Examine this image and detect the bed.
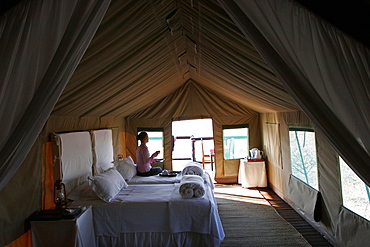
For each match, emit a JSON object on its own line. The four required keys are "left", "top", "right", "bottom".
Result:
{"left": 51, "top": 129, "right": 224, "bottom": 247}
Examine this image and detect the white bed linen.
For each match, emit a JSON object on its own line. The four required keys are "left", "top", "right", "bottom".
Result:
{"left": 127, "top": 171, "right": 214, "bottom": 190}
{"left": 127, "top": 174, "right": 182, "bottom": 184}
{"left": 96, "top": 231, "right": 219, "bottom": 247}
{"left": 70, "top": 184, "right": 224, "bottom": 247}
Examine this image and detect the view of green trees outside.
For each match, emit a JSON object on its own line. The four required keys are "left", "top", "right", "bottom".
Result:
{"left": 223, "top": 126, "right": 249, "bottom": 160}
{"left": 340, "top": 157, "right": 370, "bottom": 220}
{"left": 289, "top": 128, "right": 318, "bottom": 190}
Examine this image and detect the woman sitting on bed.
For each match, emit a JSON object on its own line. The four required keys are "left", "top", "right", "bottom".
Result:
{"left": 136, "top": 132, "right": 162, "bottom": 176}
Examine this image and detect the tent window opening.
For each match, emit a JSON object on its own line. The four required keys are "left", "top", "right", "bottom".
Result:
{"left": 339, "top": 157, "right": 370, "bottom": 221}
{"left": 172, "top": 136, "right": 193, "bottom": 162}
{"left": 222, "top": 125, "right": 249, "bottom": 160}
{"left": 137, "top": 128, "right": 164, "bottom": 160}
{"left": 289, "top": 127, "right": 318, "bottom": 190}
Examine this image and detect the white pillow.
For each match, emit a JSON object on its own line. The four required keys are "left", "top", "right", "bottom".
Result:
{"left": 88, "top": 168, "right": 128, "bottom": 202}
{"left": 68, "top": 181, "right": 98, "bottom": 201}
{"left": 113, "top": 156, "right": 137, "bottom": 181}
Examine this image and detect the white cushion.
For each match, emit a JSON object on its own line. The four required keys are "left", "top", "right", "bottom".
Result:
{"left": 113, "top": 156, "right": 137, "bottom": 181}
{"left": 96, "top": 162, "right": 114, "bottom": 174}
{"left": 68, "top": 181, "right": 98, "bottom": 201}
{"left": 89, "top": 168, "right": 128, "bottom": 202}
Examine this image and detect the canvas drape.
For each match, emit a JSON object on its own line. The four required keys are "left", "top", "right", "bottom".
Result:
{"left": 219, "top": 0, "right": 370, "bottom": 186}
{"left": 0, "top": 0, "right": 111, "bottom": 191}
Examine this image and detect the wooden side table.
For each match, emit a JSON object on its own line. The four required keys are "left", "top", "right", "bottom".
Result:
{"left": 30, "top": 205, "right": 95, "bottom": 247}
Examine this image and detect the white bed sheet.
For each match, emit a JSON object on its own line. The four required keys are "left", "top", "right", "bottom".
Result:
{"left": 127, "top": 174, "right": 182, "bottom": 184}
{"left": 128, "top": 171, "right": 214, "bottom": 189}
{"left": 70, "top": 183, "right": 224, "bottom": 246}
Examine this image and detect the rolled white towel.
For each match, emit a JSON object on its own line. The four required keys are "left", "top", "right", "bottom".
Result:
{"left": 179, "top": 175, "right": 205, "bottom": 199}
{"left": 203, "top": 171, "right": 215, "bottom": 190}
{"left": 181, "top": 187, "right": 194, "bottom": 198}
{"left": 182, "top": 163, "right": 204, "bottom": 177}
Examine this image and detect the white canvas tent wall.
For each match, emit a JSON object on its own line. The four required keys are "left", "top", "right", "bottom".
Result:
{"left": 0, "top": 0, "right": 369, "bottom": 246}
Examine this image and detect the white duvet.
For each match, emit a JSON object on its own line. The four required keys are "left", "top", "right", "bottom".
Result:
{"left": 70, "top": 183, "right": 224, "bottom": 241}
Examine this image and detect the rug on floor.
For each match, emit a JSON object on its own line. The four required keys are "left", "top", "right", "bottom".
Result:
{"left": 215, "top": 185, "right": 311, "bottom": 247}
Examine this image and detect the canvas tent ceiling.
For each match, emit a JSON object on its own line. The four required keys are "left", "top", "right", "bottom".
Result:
{"left": 50, "top": 0, "right": 370, "bottom": 117}
{"left": 51, "top": 0, "right": 299, "bottom": 118}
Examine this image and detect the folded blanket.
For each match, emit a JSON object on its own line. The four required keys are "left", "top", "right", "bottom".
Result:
{"left": 182, "top": 163, "right": 204, "bottom": 177}
{"left": 179, "top": 175, "right": 205, "bottom": 199}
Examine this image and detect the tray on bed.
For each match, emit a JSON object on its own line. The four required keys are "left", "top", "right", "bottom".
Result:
{"left": 159, "top": 171, "right": 180, "bottom": 177}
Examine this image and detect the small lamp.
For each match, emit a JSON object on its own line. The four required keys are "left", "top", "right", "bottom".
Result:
{"left": 54, "top": 179, "right": 67, "bottom": 208}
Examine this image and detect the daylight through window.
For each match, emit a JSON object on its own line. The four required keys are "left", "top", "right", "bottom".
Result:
{"left": 222, "top": 125, "right": 249, "bottom": 160}
{"left": 289, "top": 127, "right": 318, "bottom": 190}
{"left": 340, "top": 157, "right": 370, "bottom": 220}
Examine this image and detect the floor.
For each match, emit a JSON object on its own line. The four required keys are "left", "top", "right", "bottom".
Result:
{"left": 258, "top": 187, "right": 333, "bottom": 246}
{"left": 215, "top": 184, "right": 333, "bottom": 247}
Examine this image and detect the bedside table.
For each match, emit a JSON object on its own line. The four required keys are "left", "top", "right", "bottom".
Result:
{"left": 238, "top": 159, "right": 267, "bottom": 188}
{"left": 30, "top": 205, "right": 95, "bottom": 247}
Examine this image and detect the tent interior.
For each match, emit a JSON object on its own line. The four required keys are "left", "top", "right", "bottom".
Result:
{"left": 1, "top": 0, "right": 369, "bottom": 246}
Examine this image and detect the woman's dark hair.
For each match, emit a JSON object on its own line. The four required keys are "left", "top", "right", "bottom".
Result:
{"left": 137, "top": 131, "right": 148, "bottom": 142}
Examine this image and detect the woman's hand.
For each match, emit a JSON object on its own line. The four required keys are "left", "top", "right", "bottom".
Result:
{"left": 152, "top": 150, "right": 160, "bottom": 158}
